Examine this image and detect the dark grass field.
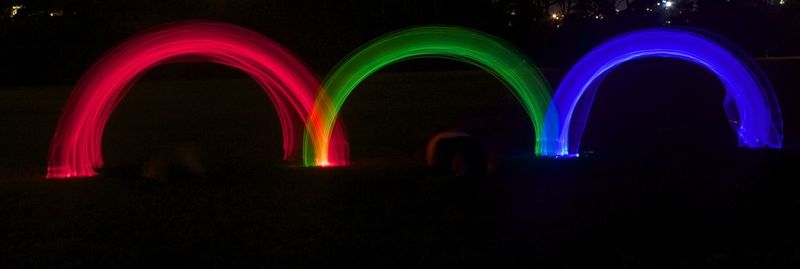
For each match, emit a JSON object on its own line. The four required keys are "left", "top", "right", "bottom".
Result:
{"left": 2, "top": 59, "right": 800, "bottom": 267}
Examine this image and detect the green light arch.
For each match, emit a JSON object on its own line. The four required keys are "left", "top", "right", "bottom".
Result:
{"left": 303, "top": 26, "right": 555, "bottom": 166}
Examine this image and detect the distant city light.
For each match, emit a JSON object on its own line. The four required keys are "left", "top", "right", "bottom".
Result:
{"left": 10, "top": 5, "right": 23, "bottom": 18}
{"left": 665, "top": 1, "right": 674, "bottom": 7}
{"left": 779, "top": 0, "right": 786, "bottom": 4}
{"left": 550, "top": 13, "right": 564, "bottom": 27}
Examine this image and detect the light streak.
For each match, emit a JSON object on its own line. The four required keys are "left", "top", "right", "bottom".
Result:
{"left": 303, "top": 26, "right": 555, "bottom": 166}
{"left": 47, "top": 21, "right": 349, "bottom": 178}
{"left": 543, "top": 28, "right": 783, "bottom": 157}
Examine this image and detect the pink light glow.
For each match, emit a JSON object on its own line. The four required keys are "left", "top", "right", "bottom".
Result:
{"left": 47, "top": 21, "right": 349, "bottom": 179}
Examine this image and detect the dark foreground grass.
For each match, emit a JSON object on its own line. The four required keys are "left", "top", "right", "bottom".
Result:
{"left": 2, "top": 61, "right": 800, "bottom": 267}
{"left": 2, "top": 151, "right": 799, "bottom": 268}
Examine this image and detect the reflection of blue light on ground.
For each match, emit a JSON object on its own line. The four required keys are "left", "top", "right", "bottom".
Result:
{"left": 541, "top": 28, "right": 783, "bottom": 157}
{"left": 554, "top": 153, "right": 580, "bottom": 159}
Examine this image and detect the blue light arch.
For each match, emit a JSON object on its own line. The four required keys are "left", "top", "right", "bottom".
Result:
{"left": 541, "top": 28, "right": 783, "bottom": 157}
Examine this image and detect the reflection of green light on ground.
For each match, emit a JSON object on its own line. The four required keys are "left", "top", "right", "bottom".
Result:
{"left": 304, "top": 26, "right": 555, "bottom": 166}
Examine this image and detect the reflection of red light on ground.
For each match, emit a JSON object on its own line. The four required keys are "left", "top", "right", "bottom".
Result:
{"left": 47, "top": 21, "right": 349, "bottom": 179}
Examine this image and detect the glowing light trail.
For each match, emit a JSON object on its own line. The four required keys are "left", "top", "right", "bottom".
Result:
{"left": 425, "top": 131, "right": 471, "bottom": 166}
{"left": 303, "top": 26, "right": 555, "bottom": 166}
{"left": 47, "top": 21, "right": 349, "bottom": 178}
{"left": 542, "top": 28, "right": 783, "bottom": 157}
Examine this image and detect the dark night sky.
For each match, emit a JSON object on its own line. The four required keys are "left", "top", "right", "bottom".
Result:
{"left": 1, "top": 0, "right": 799, "bottom": 84}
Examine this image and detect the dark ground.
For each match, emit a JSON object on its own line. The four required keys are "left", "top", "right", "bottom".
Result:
{"left": 2, "top": 59, "right": 800, "bottom": 267}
